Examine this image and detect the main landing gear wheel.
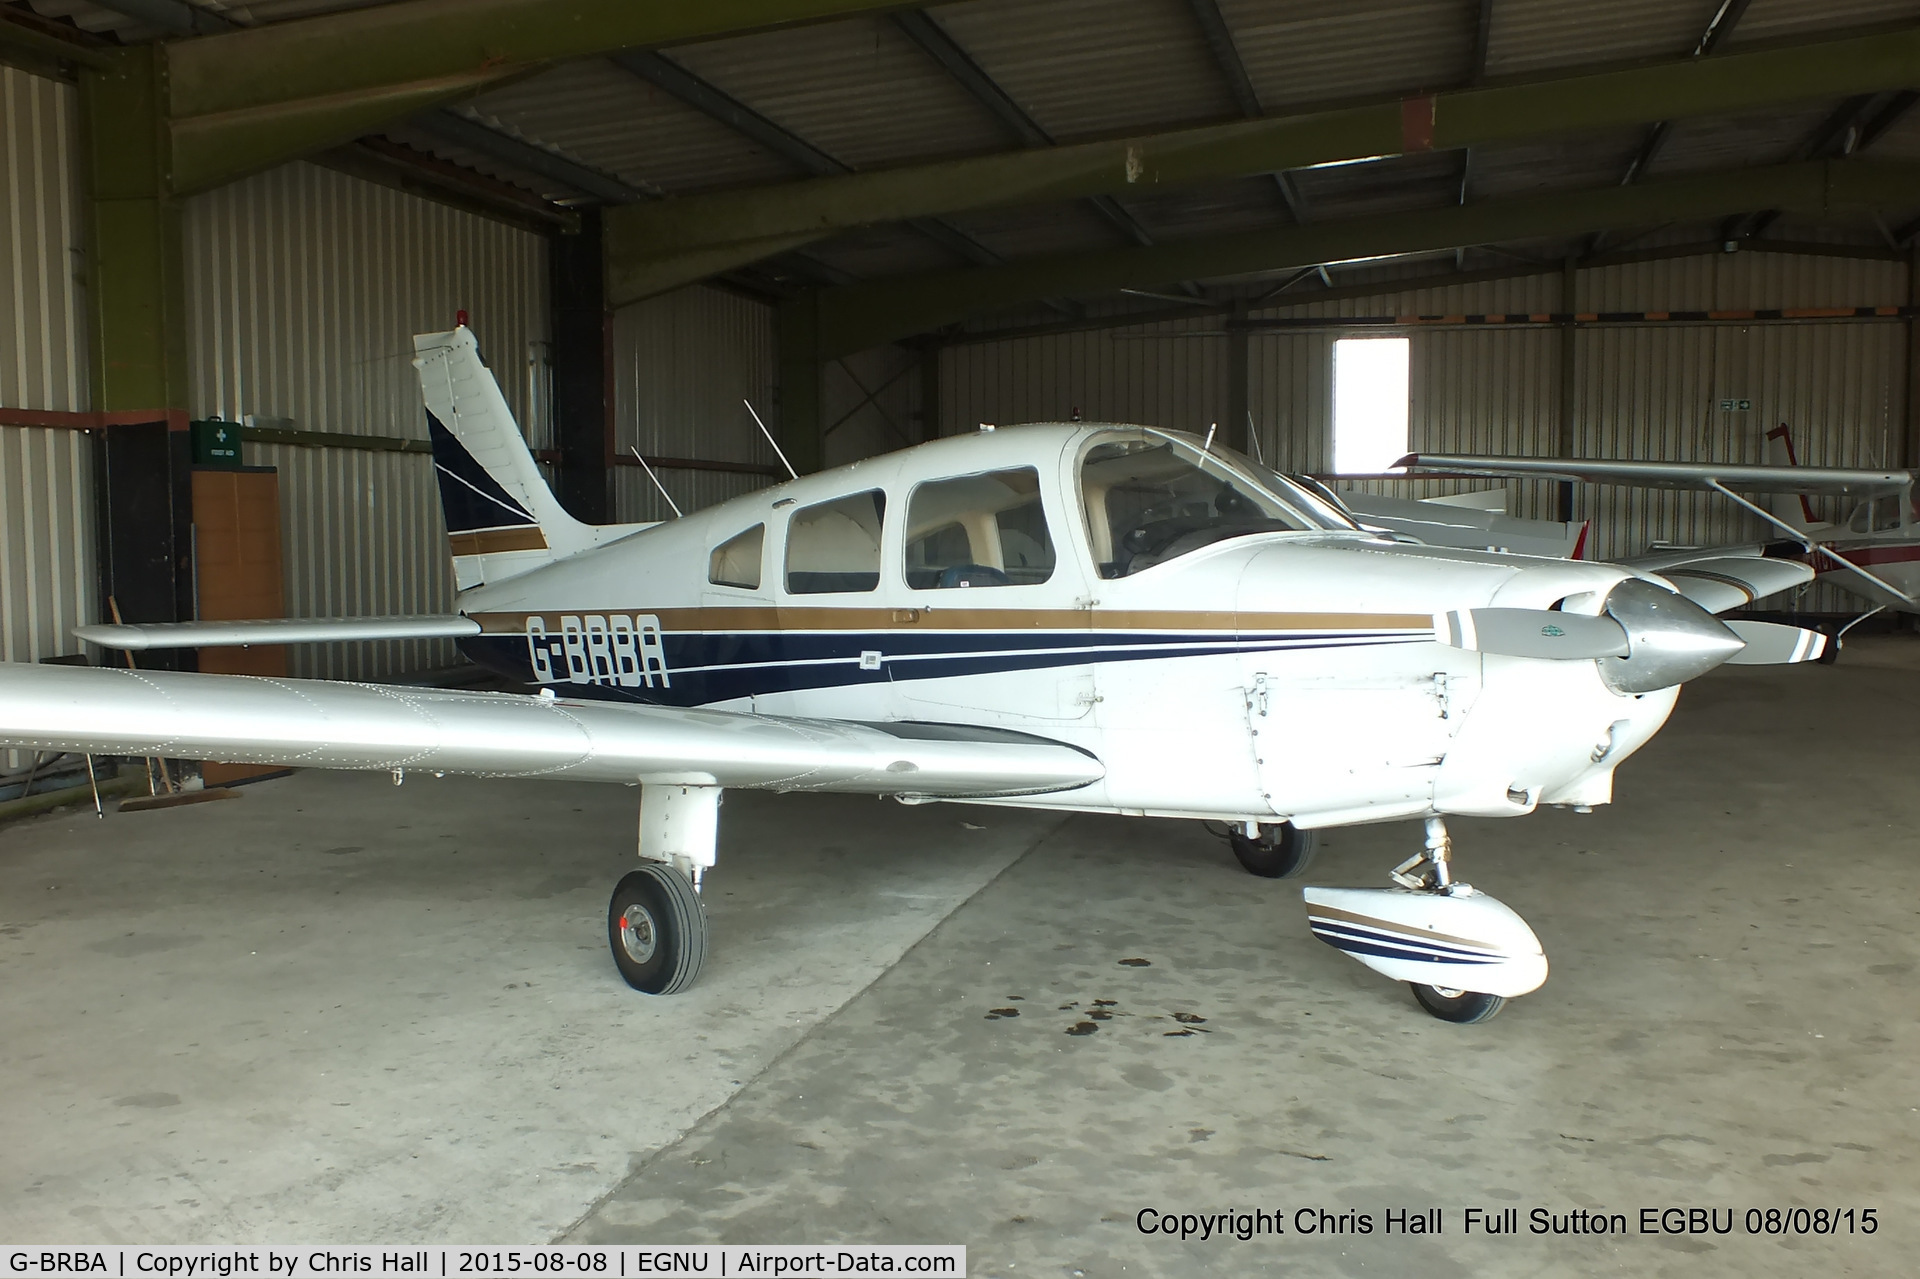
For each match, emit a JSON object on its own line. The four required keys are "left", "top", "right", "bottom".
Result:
{"left": 1411, "top": 984, "right": 1507, "bottom": 1024}
{"left": 1228, "top": 822, "right": 1318, "bottom": 878}
{"left": 608, "top": 864, "right": 707, "bottom": 995}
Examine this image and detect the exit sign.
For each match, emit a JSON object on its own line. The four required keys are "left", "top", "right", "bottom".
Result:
{"left": 1718, "top": 398, "right": 1753, "bottom": 411}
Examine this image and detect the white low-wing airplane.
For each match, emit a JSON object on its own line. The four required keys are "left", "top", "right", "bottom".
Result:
{"left": 0, "top": 329, "right": 1837, "bottom": 1023}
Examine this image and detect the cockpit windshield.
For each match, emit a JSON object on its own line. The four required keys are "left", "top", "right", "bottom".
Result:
{"left": 1079, "top": 429, "right": 1356, "bottom": 578}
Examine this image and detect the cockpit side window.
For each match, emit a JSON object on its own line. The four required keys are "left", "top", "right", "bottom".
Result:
{"left": 1080, "top": 431, "right": 1326, "bottom": 579}
{"left": 905, "top": 467, "right": 1055, "bottom": 589}
{"left": 708, "top": 524, "right": 764, "bottom": 589}
{"left": 785, "top": 490, "right": 886, "bottom": 594}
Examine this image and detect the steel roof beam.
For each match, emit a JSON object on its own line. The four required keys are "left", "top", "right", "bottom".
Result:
{"left": 1728, "top": 90, "right": 1908, "bottom": 240}
{"left": 1186, "top": 0, "right": 1262, "bottom": 119}
{"left": 811, "top": 158, "right": 1920, "bottom": 356}
{"left": 165, "top": 0, "right": 979, "bottom": 195}
{"left": 87, "top": 0, "right": 234, "bottom": 36}
{"left": 0, "top": 8, "right": 114, "bottom": 71}
{"left": 605, "top": 24, "right": 1920, "bottom": 300}
{"left": 891, "top": 11, "right": 1159, "bottom": 255}
{"left": 1596, "top": 0, "right": 1750, "bottom": 253}
{"left": 613, "top": 47, "right": 1009, "bottom": 283}
{"left": 415, "top": 109, "right": 654, "bottom": 203}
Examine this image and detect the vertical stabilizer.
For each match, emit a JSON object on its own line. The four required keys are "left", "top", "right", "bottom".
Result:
{"left": 414, "top": 326, "right": 591, "bottom": 589}
{"left": 1764, "top": 424, "right": 1823, "bottom": 534}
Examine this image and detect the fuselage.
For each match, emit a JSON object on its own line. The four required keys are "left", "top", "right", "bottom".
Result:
{"left": 454, "top": 425, "right": 1678, "bottom": 827}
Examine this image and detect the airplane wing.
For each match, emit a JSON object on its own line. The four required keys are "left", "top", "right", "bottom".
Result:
{"left": 0, "top": 664, "right": 1101, "bottom": 799}
{"left": 74, "top": 616, "right": 481, "bottom": 650}
{"left": 1397, "top": 453, "right": 1910, "bottom": 497}
{"left": 1627, "top": 551, "right": 1816, "bottom": 614}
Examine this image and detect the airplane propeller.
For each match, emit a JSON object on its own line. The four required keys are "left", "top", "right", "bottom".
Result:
{"left": 1435, "top": 579, "right": 1826, "bottom": 686}
{"left": 1433, "top": 608, "right": 1628, "bottom": 660}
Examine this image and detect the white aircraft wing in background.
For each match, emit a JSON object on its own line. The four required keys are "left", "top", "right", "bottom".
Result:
{"left": 1397, "top": 453, "right": 1910, "bottom": 497}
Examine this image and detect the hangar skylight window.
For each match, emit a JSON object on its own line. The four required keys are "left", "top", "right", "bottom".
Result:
{"left": 1332, "top": 337, "right": 1410, "bottom": 475}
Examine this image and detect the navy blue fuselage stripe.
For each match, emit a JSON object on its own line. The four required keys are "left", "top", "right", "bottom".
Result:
{"left": 1309, "top": 927, "right": 1501, "bottom": 966}
{"left": 457, "top": 626, "right": 1428, "bottom": 706}
{"left": 1308, "top": 920, "right": 1501, "bottom": 961}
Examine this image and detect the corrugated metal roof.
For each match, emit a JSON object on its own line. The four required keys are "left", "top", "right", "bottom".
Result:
{"left": 468, "top": 60, "right": 793, "bottom": 197}
{"left": 1219, "top": 0, "right": 1474, "bottom": 110}
{"left": 8, "top": 0, "right": 1911, "bottom": 306}
{"left": 668, "top": 16, "right": 1009, "bottom": 170}
{"left": 928, "top": 0, "right": 1237, "bottom": 143}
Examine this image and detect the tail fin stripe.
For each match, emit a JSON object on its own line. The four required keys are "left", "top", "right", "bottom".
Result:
{"left": 433, "top": 460, "right": 537, "bottom": 525}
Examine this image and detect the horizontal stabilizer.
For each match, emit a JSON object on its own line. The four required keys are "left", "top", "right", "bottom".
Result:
{"left": 1722, "top": 620, "right": 1827, "bottom": 665}
{"left": 1399, "top": 453, "right": 1910, "bottom": 498}
{"left": 75, "top": 616, "right": 481, "bottom": 650}
{"left": 0, "top": 664, "right": 1102, "bottom": 799}
{"left": 1434, "top": 608, "right": 1628, "bottom": 659}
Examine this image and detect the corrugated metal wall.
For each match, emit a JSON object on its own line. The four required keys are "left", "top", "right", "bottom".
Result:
{"left": 611, "top": 284, "right": 781, "bottom": 522}
{"left": 0, "top": 66, "right": 93, "bottom": 680}
{"left": 943, "top": 251, "right": 1911, "bottom": 614}
{"left": 943, "top": 311, "right": 1230, "bottom": 435}
{"left": 182, "top": 161, "right": 549, "bottom": 678}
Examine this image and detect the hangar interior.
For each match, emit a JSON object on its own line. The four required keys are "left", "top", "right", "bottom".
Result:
{"left": 1, "top": 0, "right": 1918, "bottom": 1268}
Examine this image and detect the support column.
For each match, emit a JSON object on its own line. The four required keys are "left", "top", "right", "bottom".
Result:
{"left": 82, "top": 47, "right": 195, "bottom": 667}
{"left": 551, "top": 208, "right": 611, "bottom": 523}
{"left": 1557, "top": 256, "right": 1578, "bottom": 525}
{"left": 83, "top": 46, "right": 187, "bottom": 419}
{"left": 1226, "top": 300, "right": 1250, "bottom": 455}
{"left": 1907, "top": 246, "right": 1920, "bottom": 471}
{"left": 917, "top": 343, "right": 941, "bottom": 441}
{"left": 777, "top": 291, "right": 824, "bottom": 475}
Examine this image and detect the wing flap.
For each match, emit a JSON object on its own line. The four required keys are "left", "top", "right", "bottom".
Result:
{"left": 74, "top": 615, "right": 481, "bottom": 650}
{"left": 0, "top": 664, "right": 1102, "bottom": 798}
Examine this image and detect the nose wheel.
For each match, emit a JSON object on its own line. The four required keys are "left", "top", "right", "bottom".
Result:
{"left": 608, "top": 863, "right": 707, "bottom": 995}
{"left": 1411, "top": 983, "right": 1507, "bottom": 1024}
{"left": 1303, "top": 817, "right": 1547, "bottom": 1023}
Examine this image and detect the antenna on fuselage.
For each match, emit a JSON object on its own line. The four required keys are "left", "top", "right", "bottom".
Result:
{"left": 629, "top": 446, "right": 683, "bottom": 518}
{"left": 1246, "top": 411, "right": 1266, "bottom": 465}
{"left": 1202, "top": 422, "right": 1218, "bottom": 455}
{"left": 744, "top": 399, "right": 799, "bottom": 480}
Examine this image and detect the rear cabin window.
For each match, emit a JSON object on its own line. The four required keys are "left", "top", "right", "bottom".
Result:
{"left": 905, "top": 467, "right": 1055, "bottom": 589}
{"left": 785, "top": 490, "right": 887, "bottom": 594}
{"left": 708, "top": 524, "right": 764, "bottom": 589}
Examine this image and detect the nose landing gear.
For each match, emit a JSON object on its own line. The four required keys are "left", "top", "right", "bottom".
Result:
{"left": 1302, "top": 817, "right": 1547, "bottom": 1023}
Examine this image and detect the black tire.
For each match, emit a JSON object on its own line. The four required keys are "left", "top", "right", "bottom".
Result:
{"left": 1226, "top": 822, "right": 1318, "bottom": 878}
{"left": 608, "top": 864, "right": 707, "bottom": 995}
{"left": 1816, "top": 627, "right": 1842, "bottom": 665}
{"left": 1411, "top": 983, "right": 1506, "bottom": 1024}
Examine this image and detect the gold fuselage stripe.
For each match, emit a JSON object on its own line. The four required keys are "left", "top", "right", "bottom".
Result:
{"left": 467, "top": 608, "right": 1434, "bottom": 634}
{"left": 1308, "top": 903, "right": 1496, "bottom": 952}
{"left": 450, "top": 527, "right": 549, "bottom": 555}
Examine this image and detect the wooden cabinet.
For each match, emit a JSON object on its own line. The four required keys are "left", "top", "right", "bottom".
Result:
{"left": 192, "top": 468, "right": 287, "bottom": 785}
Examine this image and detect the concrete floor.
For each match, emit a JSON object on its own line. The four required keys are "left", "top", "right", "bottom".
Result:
{"left": 4, "top": 642, "right": 1917, "bottom": 1275}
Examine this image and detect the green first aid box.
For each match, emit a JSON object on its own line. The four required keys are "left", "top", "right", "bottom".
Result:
{"left": 191, "top": 419, "right": 242, "bottom": 467}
